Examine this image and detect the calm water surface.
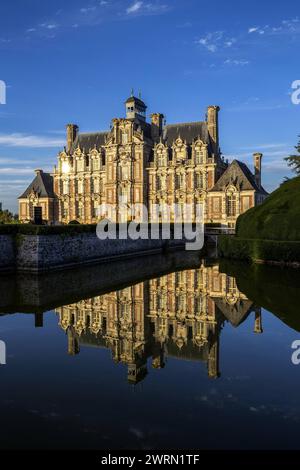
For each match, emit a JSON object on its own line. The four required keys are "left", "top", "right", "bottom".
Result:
{"left": 0, "top": 253, "right": 299, "bottom": 450}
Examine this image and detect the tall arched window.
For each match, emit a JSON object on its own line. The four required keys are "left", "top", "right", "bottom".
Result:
{"left": 226, "top": 193, "right": 236, "bottom": 216}
{"left": 195, "top": 150, "right": 204, "bottom": 165}
{"left": 119, "top": 164, "right": 129, "bottom": 181}
{"left": 160, "top": 154, "right": 166, "bottom": 166}
{"left": 175, "top": 173, "right": 185, "bottom": 189}
{"left": 63, "top": 180, "right": 69, "bottom": 195}
{"left": 78, "top": 180, "right": 84, "bottom": 194}
{"left": 195, "top": 172, "right": 204, "bottom": 189}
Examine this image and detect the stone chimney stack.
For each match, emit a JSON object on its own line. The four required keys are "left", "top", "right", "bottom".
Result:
{"left": 151, "top": 113, "right": 164, "bottom": 142}
{"left": 253, "top": 152, "right": 263, "bottom": 188}
{"left": 207, "top": 105, "right": 220, "bottom": 156}
{"left": 66, "top": 124, "right": 79, "bottom": 154}
{"left": 254, "top": 309, "right": 263, "bottom": 334}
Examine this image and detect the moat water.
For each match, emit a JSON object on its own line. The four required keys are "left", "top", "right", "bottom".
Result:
{"left": 0, "top": 252, "right": 299, "bottom": 450}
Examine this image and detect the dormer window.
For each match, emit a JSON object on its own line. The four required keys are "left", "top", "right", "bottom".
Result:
{"left": 122, "top": 132, "right": 128, "bottom": 145}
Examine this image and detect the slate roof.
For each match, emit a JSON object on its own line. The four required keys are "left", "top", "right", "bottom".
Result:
{"left": 213, "top": 298, "right": 253, "bottom": 327}
{"left": 72, "top": 132, "right": 109, "bottom": 153}
{"left": 163, "top": 121, "right": 210, "bottom": 146}
{"left": 18, "top": 171, "right": 55, "bottom": 199}
{"left": 210, "top": 159, "right": 268, "bottom": 194}
{"left": 125, "top": 96, "right": 147, "bottom": 108}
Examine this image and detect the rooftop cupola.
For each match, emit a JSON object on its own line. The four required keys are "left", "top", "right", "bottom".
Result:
{"left": 125, "top": 92, "right": 147, "bottom": 121}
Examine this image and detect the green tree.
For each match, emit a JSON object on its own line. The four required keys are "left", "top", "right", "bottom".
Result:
{"left": 285, "top": 136, "right": 300, "bottom": 174}
{"left": 0, "top": 209, "right": 19, "bottom": 224}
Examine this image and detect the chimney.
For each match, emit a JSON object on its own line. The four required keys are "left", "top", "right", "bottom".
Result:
{"left": 34, "top": 169, "right": 43, "bottom": 176}
{"left": 66, "top": 124, "right": 79, "bottom": 154}
{"left": 254, "top": 309, "right": 263, "bottom": 334}
{"left": 207, "top": 105, "right": 220, "bottom": 156}
{"left": 151, "top": 113, "right": 164, "bottom": 142}
{"left": 253, "top": 152, "right": 263, "bottom": 188}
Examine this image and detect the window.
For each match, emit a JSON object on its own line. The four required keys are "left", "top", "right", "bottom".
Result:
{"left": 78, "top": 206, "right": 83, "bottom": 218}
{"left": 226, "top": 194, "right": 236, "bottom": 216}
{"left": 63, "top": 180, "right": 69, "bottom": 195}
{"left": 158, "top": 154, "right": 165, "bottom": 166}
{"left": 120, "top": 164, "right": 129, "bottom": 181}
{"left": 122, "top": 133, "right": 128, "bottom": 145}
{"left": 196, "top": 296, "right": 202, "bottom": 314}
{"left": 94, "top": 179, "right": 100, "bottom": 193}
{"left": 63, "top": 205, "right": 68, "bottom": 218}
{"left": 195, "top": 150, "right": 204, "bottom": 165}
{"left": 175, "top": 173, "right": 185, "bottom": 189}
{"left": 195, "top": 172, "right": 204, "bottom": 189}
{"left": 77, "top": 159, "right": 84, "bottom": 172}
{"left": 93, "top": 159, "right": 100, "bottom": 171}
{"left": 78, "top": 180, "right": 84, "bottom": 194}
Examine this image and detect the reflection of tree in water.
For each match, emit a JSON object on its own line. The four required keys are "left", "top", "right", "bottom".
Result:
{"left": 56, "top": 262, "right": 262, "bottom": 384}
{"left": 220, "top": 259, "right": 300, "bottom": 333}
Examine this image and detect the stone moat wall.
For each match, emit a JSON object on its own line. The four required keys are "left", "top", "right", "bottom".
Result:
{"left": 0, "top": 231, "right": 186, "bottom": 273}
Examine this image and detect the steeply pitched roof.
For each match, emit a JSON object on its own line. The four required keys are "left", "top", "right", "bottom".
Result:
{"left": 210, "top": 159, "right": 268, "bottom": 194}
{"left": 18, "top": 171, "right": 55, "bottom": 199}
{"left": 72, "top": 132, "right": 109, "bottom": 153}
{"left": 214, "top": 298, "right": 253, "bottom": 327}
{"left": 163, "top": 121, "right": 210, "bottom": 146}
{"left": 125, "top": 96, "right": 147, "bottom": 108}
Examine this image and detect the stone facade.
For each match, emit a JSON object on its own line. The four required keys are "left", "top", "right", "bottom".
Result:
{"left": 19, "top": 95, "right": 268, "bottom": 226}
{"left": 0, "top": 230, "right": 186, "bottom": 273}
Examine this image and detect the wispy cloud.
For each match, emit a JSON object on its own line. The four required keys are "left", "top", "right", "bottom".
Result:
{"left": 126, "top": 1, "right": 168, "bottom": 16}
{"left": 22, "top": 1, "right": 169, "bottom": 40}
{"left": 0, "top": 133, "right": 64, "bottom": 148}
{"left": 80, "top": 7, "right": 97, "bottom": 14}
{"left": 248, "top": 17, "right": 300, "bottom": 36}
{"left": 196, "top": 31, "right": 236, "bottom": 53}
{"left": 0, "top": 168, "right": 36, "bottom": 175}
{"left": 127, "top": 1, "right": 143, "bottom": 14}
{"left": 224, "top": 58, "right": 249, "bottom": 66}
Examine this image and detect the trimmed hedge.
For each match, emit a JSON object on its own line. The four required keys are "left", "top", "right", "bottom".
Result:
{"left": 236, "top": 176, "right": 300, "bottom": 241}
{"left": 0, "top": 222, "right": 192, "bottom": 237}
{"left": 218, "top": 235, "right": 300, "bottom": 263}
{"left": 0, "top": 224, "right": 98, "bottom": 236}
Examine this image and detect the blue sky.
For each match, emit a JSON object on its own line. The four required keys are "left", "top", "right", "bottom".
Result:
{"left": 0, "top": 0, "right": 300, "bottom": 212}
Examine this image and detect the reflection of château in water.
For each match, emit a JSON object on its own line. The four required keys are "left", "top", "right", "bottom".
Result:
{"left": 56, "top": 263, "right": 262, "bottom": 384}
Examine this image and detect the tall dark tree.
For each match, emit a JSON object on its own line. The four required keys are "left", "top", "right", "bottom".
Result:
{"left": 285, "top": 136, "right": 300, "bottom": 174}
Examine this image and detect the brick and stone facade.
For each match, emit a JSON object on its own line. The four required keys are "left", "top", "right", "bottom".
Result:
{"left": 18, "top": 95, "right": 268, "bottom": 226}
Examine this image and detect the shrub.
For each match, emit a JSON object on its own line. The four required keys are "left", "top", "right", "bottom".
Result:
{"left": 219, "top": 236, "right": 300, "bottom": 263}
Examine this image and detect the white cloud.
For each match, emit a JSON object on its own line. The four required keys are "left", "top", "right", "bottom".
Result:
{"left": 241, "top": 143, "right": 288, "bottom": 151}
{"left": 196, "top": 31, "right": 236, "bottom": 53}
{"left": 80, "top": 7, "right": 96, "bottom": 13}
{"left": 0, "top": 133, "right": 65, "bottom": 148}
{"left": 126, "top": 1, "right": 167, "bottom": 16}
{"left": 224, "top": 58, "right": 249, "bottom": 66}
{"left": 248, "top": 18, "right": 300, "bottom": 37}
{"left": 0, "top": 168, "right": 36, "bottom": 175}
{"left": 127, "top": 1, "right": 143, "bottom": 14}
{"left": 40, "top": 23, "right": 59, "bottom": 30}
